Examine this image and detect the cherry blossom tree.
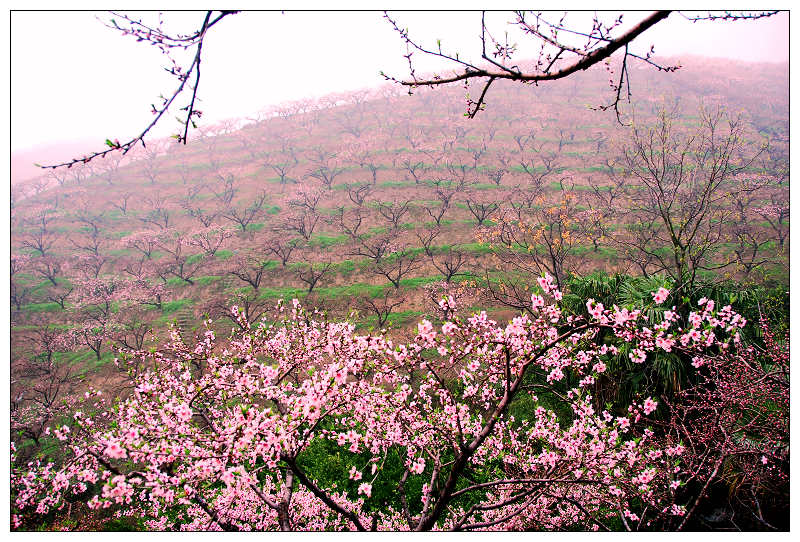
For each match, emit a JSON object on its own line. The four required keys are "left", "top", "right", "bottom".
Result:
{"left": 306, "top": 146, "right": 345, "bottom": 189}
{"left": 67, "top": 276, "right": 161, "bottom": 367}
{"left": 648, "top": 314, "right": 789, "bottom": 530}
{"left": 11, "top": 280, "right": 752, "bottom": 531}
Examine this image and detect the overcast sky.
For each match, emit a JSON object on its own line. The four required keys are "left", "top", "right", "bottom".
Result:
{"left": 10, "top": 10, "right": 790, "bottom": 153}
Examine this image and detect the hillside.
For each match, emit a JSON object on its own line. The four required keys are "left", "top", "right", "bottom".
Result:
{"left": 10, "top": 55, "right": 789, "bottom": 343}
{"left": 9, "top": 54, "right": 790, "bottom": 531}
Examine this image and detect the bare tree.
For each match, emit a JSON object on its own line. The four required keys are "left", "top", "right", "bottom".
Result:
{"left": 415, "top": 226, "right": 442, "bottom": 258}
{"left": 431, "top": 245, "right": 472, "bottom": 283}
{"left": 91, "top": 152, "right": 126, "bottom": 185}
{"left": 398, "top": 153, "right": 427, "bottom": 184}
{"left": 345, "top": 183, "right": 374, "bottom": 207}
{"left": 228, "top": 251, "right": 274, "bottom": 291}
{"left": 211, "top": 172, "right": 238, "bottom": 206}
{"left": 359, "top": 288, "right": 406, "bottom": 329}
{"left": 306, "top": 146, "right": 345, "bottom": 189}
{"left": 139, "top": 143, "right": 165, "bottom": 185}
{"left": 377, "top": 200, "right": 412, "bottom": 229}
{"left": 264, "top": 230, "right": 301, "bottom": 267}
{"left": 10, "top": 254, "right": 34, "bottom": 312}
{"left": 138, "top": 193, "right": 173, "bottom": 230}
{"left": 187, "top": 225, "right": 233, "bottom": 256}
{"left": 221, "top": 190, "right": 268, "bottom": 233}
{"left": 285, "top": 190, "right": 322, "bottom": 241}
{"left": 464, "top": 194, "right": 499, "bottom": 226}
{"left": 621, "top": 107, "right": 764, "bottom": 295}
{"left": 331, "top": 205, "right": 368, "bottom": 239}
{"left": 372, "top": 245, "right": 421, "bottom": 288}
{"left": 111, "top": 192, "right": 134, "bottom": 216}
{"left": 155, "top": 231, "right": 207, "bottom": 286}
{"left": 208, "top": 290, "right": 272, "bottom": 331}
{"left": 181, "top": 186, "right": 219, "bottom": 228}
{"left": 33, "top": 255, "right": 64, "bottom": 288}
{"left": 421, "top": 180, "right": 457, "bottom": 227}
{"left": 20, "top": 207, "right": 58, "bottom": 256}
{"left": 294, "top": 260, "right": 333, "bottom": 294}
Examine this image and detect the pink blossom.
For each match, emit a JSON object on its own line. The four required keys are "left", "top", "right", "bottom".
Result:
{"left": 221, "top": 468, "right": 237, "bottom": 488}
{"left": 174, "top": 403, "right": 193, "bottom": 423}
{"left": 642, "top": 397, "right": 658, "bottom": 415}
{"left": 103, "top": 441, "right": 127, "bottom": 460}
{"left": 441, "top": 321, "right": 458, "bottom": 335}
{"left": 629, "top": 348, "right": 646, "bottom": 364}
{"left": 652, "top": 287, "right": 670, "bottom": 304}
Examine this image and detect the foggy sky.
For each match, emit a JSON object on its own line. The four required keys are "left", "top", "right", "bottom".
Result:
{"left": 10, "top": 10, "right": 789, "bottom": 154}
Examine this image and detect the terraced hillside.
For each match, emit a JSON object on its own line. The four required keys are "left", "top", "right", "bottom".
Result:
{"left": 11, "top": 55, "right": 788, "bottom": 425}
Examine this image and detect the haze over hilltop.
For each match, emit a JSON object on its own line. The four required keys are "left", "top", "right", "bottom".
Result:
{"left": 11, "top": 55, "right": 788, "bottom": 189}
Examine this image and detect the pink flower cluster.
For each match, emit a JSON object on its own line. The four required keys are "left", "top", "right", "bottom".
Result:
{"left": 11, "top": 294, "right": 750, "bottom": 531}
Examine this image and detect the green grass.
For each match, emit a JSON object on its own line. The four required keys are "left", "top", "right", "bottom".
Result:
{"left": 22, "top": 301, "right": 63, "bottom": 313}
{"left": 570, "top": 245, "right": 619, "bottom": 259}
{"left": 397, "top": 275, "right": 443, "bottom": 289}
{"left": 258, "top": 286, "right": 307, "bottom": 300}
{"left": 309, "top": 233, "right": 349, "bottom": 248}
{"left": 334, "top": 260, "right": 356, "bottom": 274}
{"left": 316, "top": 283, "right": 387, "bottom": 299}
{"left": 358, "top": 310, "right": 424, "bottom": 331}
{"left": 165, "top": 275, "right": 222, "bottom": 287}
{"left": 161, "top": 298, "right": 194, "bottom": 314}
{"left": 195, "top": 275, "right": 223, "bottom": 286}
{"left": 186, "top": 253, "right": 205, "bottom": 265}
{"left": 459, "top": 242, "right": 493, "bottom": 254}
